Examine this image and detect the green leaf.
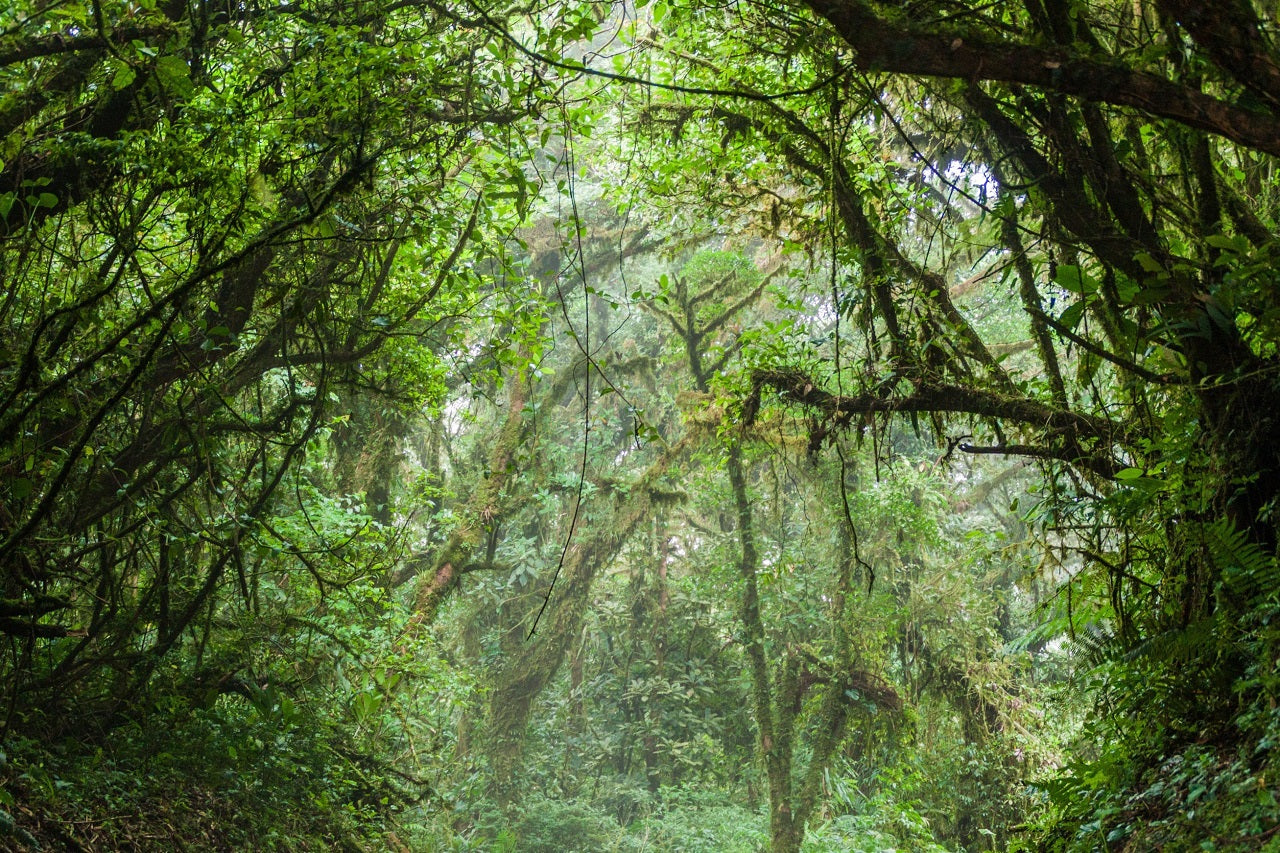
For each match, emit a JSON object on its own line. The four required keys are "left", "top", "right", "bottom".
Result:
{"left": 1204, "top": 233, "right": 1247, "bottom": 253}
{"left": 1115, "top": 467, "right": 1144, "bottom": 480}
{"left": 1134, "top": 252, "right": 1164, "bottom": 272}
{"left": 155, "top": 55, "right": 195, "bottom": 97}
{"left": 10, "top": 478, "right": 33, "bottom": 500}
{"left": 1059, "top": 300, "right": 1086, "bottom": 332}
{"left": 111, "top": 61, "right": 137, "bottom": 90}
{"left": 1130, "top": 476, "right": 1170, "bottom": 491}
{"left": 1115, "top": 275, "right": 1141, "bottom": 304}
{"left": 1053, "top": 264, "right": 1099, "bottom": 295}
{"left": 1131, "top": 284, "right": 1170, "bottom": 306}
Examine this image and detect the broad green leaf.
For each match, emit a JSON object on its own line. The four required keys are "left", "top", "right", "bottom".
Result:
{"left": 1059, "top": 300, "right": 1086, "bottom": 332}
{"left": 1053, "top": 265, "right": 1099, "bottom": 295}
{"left": 111, "top": 61, "right": 137, "bottom": 90}
{"left": 1204, "top": 233, "right": 1247, "bottom": 253}
{"left": 155, "top": 55, "right": 195, "bottom": 97}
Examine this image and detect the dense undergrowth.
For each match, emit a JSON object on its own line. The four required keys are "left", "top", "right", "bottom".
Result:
{"left": 1, "top": 739, "right": 958, "bottom": 852}
{"left": 2, "top": 707, "right": 390, "bottom": 852}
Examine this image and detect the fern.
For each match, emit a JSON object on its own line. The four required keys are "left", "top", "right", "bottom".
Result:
{"left": 1206, "top": 519, "right": 1279, "bottom": 612}
{"left": 1071, "top": 623, "right": 1121, "bottom": 668}
{"left": 1123, "top": 617, "right": 1216, "bottom": 666}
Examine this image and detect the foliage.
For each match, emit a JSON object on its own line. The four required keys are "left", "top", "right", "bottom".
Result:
{"left": 0, "top": 593, "right": 474, "bottom": 850}
{"left": 3, "top": 0, "right": 1280, "bottom": 849}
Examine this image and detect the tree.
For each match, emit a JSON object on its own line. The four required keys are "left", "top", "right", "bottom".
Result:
{"left": 0, "top": 0, "right": 548, "bottom": 736}
{"left": 613, "top": 0, "right": 1280, "bottom": 846}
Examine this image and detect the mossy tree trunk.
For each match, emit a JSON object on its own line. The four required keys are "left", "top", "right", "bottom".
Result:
{"left": 484, "top": 441, "right": 687, "bottom": 802}
{"left": 404, "top": 366, "right": 529, "bottom": 635}
{"left": 651, "top": 253, "right": 894, "bottom": 853}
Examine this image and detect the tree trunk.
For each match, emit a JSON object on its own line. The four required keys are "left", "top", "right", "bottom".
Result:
{"left": 485, "top": 442, "right": 686, "bottom": 802}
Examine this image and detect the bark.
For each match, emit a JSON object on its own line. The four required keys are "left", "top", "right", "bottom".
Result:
{"left": 748, "top": 368, "right": 1129, "bottom": 477}
{"left": 1155, "top": 0, "right": 1280, "bottom": 109}
{"left": 404, "top": 372, "right": 529, "bottom": 633}
{"left": 726, "top": 443, "right": 798, "bottom": 853}
{"left": 484, "top": 441, "right": 688, "bottom": 801}
{"left": 1001, "top": 214, "right": 1068, "bottom": 407}
{"left": 661, "top": 248, "right": 902, "bottom": 851}
{"left": 803, "top": 0, "right": 1280, "bottom": 157}
{"left": 726, "top": 449, "right": 897, "bottom": 853}
{"left": 0, "top": 3, "right": 190, "bottom": 238}
{"left": 643, "top": 514, "right": 671, "bottom": 793}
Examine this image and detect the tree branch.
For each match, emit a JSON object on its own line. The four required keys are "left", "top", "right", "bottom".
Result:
{"left": 805, "top": 0, "right": 1280, "bottom": 158}
{"left": 747, "top": 368, "right": 1129, "bottom": 476}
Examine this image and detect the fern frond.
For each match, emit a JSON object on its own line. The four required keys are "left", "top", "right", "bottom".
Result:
{"left": 1123, "top": 617, "right": 1216, "bottom": 666}
{"left": 1071, "top": 623, "right": 1120, "bottom": 667}
{"left": 1206, "top": 519, "right": 1279, "bottom": 610}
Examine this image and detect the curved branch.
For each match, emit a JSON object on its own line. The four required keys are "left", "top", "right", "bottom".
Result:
{"left": 747, "top": 368, "right": 1129, "bottom": 477}
{"left": 1156, "top": 0, "right": 1280, "bottom": 111}
{"left": 958, "top": 441, "right": 1118, "bottom": 478}
{"left": 462, "top": 1, "right": 850, "bottom": 104}
{"left": 1033, "top": 309, "right": 1180, "bottom": 386}
{"left": 805, "top": 0, "right": 1280, "bottom": 158}
{"left": 749, "top": 368, "right": 1126, "bottom": 440}
{"left": 0, "top": 26, "right": 169, "bottom": 67}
